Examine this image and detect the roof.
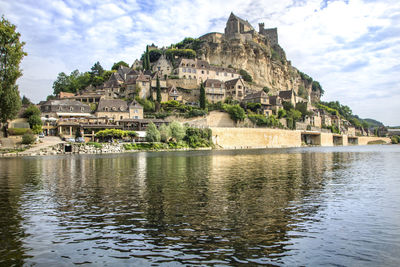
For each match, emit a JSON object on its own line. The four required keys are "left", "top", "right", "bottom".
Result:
{"left": 128, "top": 100, "right": 143, "bottom": 109}
{"left": 43, "top": 99, "right": 90, "bottom": 107}
{"left": 228, "top": 12, "right": 254, "bottom": 31}
{"left": 225, "top": 78, "right": 242, "bottom": 87}
{"left": 196, "top": 60, "right": 210, "bottom": 69}
{"left": 279, "top": 90, "right": 295, "bottom": 100}
{"left": 268, "top": 95, "right": 281, "bottom": 106}
{"left": 243, "top": 91, "right": 268, "bottom": 100}
{"left": 97, "top": 99, "right": 129, "bottom": 112}
{"left": 204, "top": 79, "right": 225, "bottom": 88}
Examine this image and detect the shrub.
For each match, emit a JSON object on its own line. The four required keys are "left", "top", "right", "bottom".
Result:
{"left": 87, "top": 142, "right": 102, "bottom": 149}
{"left": 159, "top": 124, "right": 171, "bottom": 142}
{"left": 8, "top": 128, "right": 32, "bottom": 135}
{"left": 145, "top": 122, "right": 161, "bottom": 142}
{"left": 184, "top": 127, "right": 212, "bottom": 148}
{"left": 169, "top": 121, "right": 185, "bottom": 142}
{"left": 22, "top": 133, "right": 35, "bottom": 144}
{"left": 32, "top": 124, "right": 43, "bottom": 134}
{"left": 239, "top": 69, "right": 252, "bottom": 82}
{"left": 223, "top": 104, "right": 245, "bottom": 122}
{"left": 391, "top": 135, "right": 399, "bottom": 144}
{"left": 185, "top": 109, "right": 207, "bottom": 118}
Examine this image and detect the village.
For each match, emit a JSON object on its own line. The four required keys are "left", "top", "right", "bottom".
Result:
{"left": 1, "top": 13, "right": 395, "bottom": 152}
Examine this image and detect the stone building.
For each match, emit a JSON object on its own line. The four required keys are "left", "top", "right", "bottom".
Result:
{"left": 95, "top": 99, "right": 143, "bottom": 120}
{"left": 124, "top": 71, "right": 151, "bottom": 99}
{"left": 152, "top": 55, "right": 173, "bottom": 76}
{"left": 279, "top": 89, "right": 297, "bottom": 107}
{"left": 225, "top": 78, "right": 247, "bottom": 101}
{"left": 242, "top": 91, "right": 272, "bottom": 115}
{"left": 40, "top": 99, "right": 92, "bottom": 119}
{"left": 203, "top": 79, "right": 225, "bottom": 103}
{"left": 224, "top": 12, "right": 255, "bottom": 41}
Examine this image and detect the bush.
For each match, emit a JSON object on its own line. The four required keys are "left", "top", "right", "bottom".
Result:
{"left": 8, "top": 128, "right": 32, "bottom": 135}
{"left": 123, "top": 142, "right": 169, "bottom": 151}
{"left": 239, "top": 69, "right": 252, "bottom": 82}
{"left": 159, "top": 124, "right": 170, "bottom": 142}
{"left": 145, "top": 122, "right": 161, "bottom": 142}
{"left": 22, "top": 133, "right": 35, "bottom": 144}
{"left": 23, "top": 105, "right": 40, "bottom": 118}
{"left": 223, "top": 104, "right": 245, "bottom": 122}
{"left": 184, "top": 127, "right": 212, "bottom": 148}
{"left": 169, "top": 121, "right": 185, "bottom": 142}
{"left": 185, "top": 109, "right": 207, "bottom": 118}
{"left": 391, "top": 135, "right": 399, "bottom": 144}
{"left": 87, "top": 142, "right": 102, "bottom": 149}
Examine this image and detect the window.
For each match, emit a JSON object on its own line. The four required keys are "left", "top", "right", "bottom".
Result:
{"left": 224, "top": 72, "right": 227, "bottom": 76}
{"left": 216, "top": 72, "right": 219, "bottom": 75}
{"left": 188, "top": 69, "right": 191, "bottom": 73}
{"left": 142, "top": 82, "right": 145, "bottom": 86}
{"left": 134, "top": 116, "right": 139, "bottom": 119}
{"left": 70, "top": 107, "right": 73, "bottom": 111}
{"left": 120, "top": 116, "right": 123, "bottom": 120}
{"left": 189, "top": 75, "right": 191, "bottom": 79}
{"left": 202, "top": 70, "right": 204, "bottom": 74}
{"left": 194, "top": 76, "right": 196, "bottom": 79}
{"left": 81, "top": 107, "right": 84, "bottom": 111}
{"left": 232, "top": 73, "right": 234, "bottom": 77}
{"left": 192, "top": 64, "right": 195, "bottom": 67}
{"left": 183, "top": 68, "right": 186, "bottom": 73}
{"left": 157, "top": 67, "right": 161, "bottom": 70}
{"left": 134, "top": 109, "right": 138, "bottom": 113}
{"left": 238, "top": 85, "right": 242, "bottom": 89}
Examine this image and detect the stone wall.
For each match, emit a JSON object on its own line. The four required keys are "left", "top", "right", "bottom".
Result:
{"left": 320, "top": 132, "right": 334, "bottom": 146}
{"left": 358, "top": 136, "right": 391, "bottom": 145}
{"left": 210, "top": 127, "right": 302, "bottom": 149}
{"left": 167, "top": 79, "right": 198, "bottom": 89}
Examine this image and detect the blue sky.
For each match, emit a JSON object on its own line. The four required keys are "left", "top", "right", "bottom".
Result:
{"left": 1, "top": 0, "right": 399, "bottom": 125}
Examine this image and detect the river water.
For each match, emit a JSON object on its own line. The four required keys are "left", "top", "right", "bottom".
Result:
{"left": 0, "top": 145, "right": 399, "bottom": 266}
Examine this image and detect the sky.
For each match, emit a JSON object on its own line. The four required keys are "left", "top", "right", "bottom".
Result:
{"left": 1, "top": 0, "right": 399, "bottom": 125}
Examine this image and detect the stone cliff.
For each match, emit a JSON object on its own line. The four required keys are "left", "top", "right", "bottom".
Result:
{"left": 198, "top": 32, "right": 313, "bottom": 98}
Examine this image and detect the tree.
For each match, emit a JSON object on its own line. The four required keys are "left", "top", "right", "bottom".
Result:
{"left": 90, "top": 61, "right": 104, "bottom": 77}
{"left": 145, "top": 122, "right": 160, "bottom": 142}
{"left": 262, "top": 86, "right": 270, "bottom": 94}
{"left": 111, "top": 61, "right": 129, "bottom": 71}
{"left": 21, "top": 95, "right": 32, "bottom": 106}
{"left": 146, "top": 46, "right": 151, "bottom": 70}
{"left": 0, "top": 16, "right": 26, "bottom": 133}
{"left": 199, "top": 82, "right": 206, "bottom": 109}
{"left": 169, "top": 121, "right": 185, "bottom": 142}
{"left": 23, "top": 104, "right": 40, "bottom": 118}
{"left": 239, "top": 69, "right": 252, "bottom": 82}
{"left": 156, "top": 76, "right": 161, "bottom": 103}
{"left": 159, "top": 123, "right": 170, "bottom": 142}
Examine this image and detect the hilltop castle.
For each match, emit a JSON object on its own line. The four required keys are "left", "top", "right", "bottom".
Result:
{"left": 224, "top": 12, "right": 278, "bottom": 45}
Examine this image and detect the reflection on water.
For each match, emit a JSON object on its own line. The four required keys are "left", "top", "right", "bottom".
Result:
{"left": 1, "top": 146, "right": 400, "bottom": 266}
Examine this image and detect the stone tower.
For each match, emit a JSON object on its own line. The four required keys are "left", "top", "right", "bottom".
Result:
{"left": 259, "top": 23, "right": 278, "bottom": 46}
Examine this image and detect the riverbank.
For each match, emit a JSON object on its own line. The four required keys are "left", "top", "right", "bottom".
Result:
{"left": 0, "top": 128, "right": 392, "bottom": 158}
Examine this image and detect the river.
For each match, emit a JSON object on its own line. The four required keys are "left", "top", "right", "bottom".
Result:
{"left": 1, "top": 145, "right": 399, "bottom": 266}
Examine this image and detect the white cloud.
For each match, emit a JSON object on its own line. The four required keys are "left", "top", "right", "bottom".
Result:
{"left": 2, "top": 0, "right": 400, "bottom": 125}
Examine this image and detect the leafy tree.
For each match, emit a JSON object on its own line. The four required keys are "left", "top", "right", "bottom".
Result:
{"left": 21, "top": 95, "right": 32, "bottom": 106}
{"left": 199, "top": 82, "right": 206, "bottom": 109}
{"left": 111, "top": 61, "right": 129, "bottom": 71}
{"left": 102, "top": 70, "right": 115, "bottom": 82}
{"left": 312, "top": 81, "right": 324, "bottom": 96}
{"left": 246, "top": 102, "right": 261, "bottom": 113}
{"left": 146, "top": 46, "right": 151, "bottom": 70}
{"left": 295, "top": 102, "right": 312, "bottom": 119}
{"left": 23, "top": 105, "right": 40, "bottom": 118}
{"left": 90, "top": 61, "right": 104, "bottom": 77}
{"left": 159, "top": 123, "right": 170, "bottom": 142}
{"left": 149, "top": 49, "right": 162, "bottom": 63}
{"left": 282, "top": 101, "right": 294, "bottom": 111}
{"left": 145, "top": 122, "right": 160, "bottom": 142}
{"left": 239, "top": 69, "right": 252, "bottom": 82}
{"left": 277, "top": 108, "right": 286, "bottom": 119}
{"left": 223, "top": 104, "right": 245, "bottom": 122}
{"left": 169, "top": 121, "right": 185, "bottom": 142}
{"left": 0, "top": 16, "right": 26, "bottom": 132}
{"left": 156, "top": 76, "right": 161, "bottom": 103}
{"left": 165, "top": 48, "right": 196, "bottom": 60}
{"left": 262, "top": 86, "right": 270, "bottom": 94}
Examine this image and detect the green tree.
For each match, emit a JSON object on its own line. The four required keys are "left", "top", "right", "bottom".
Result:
{"left": 23, "top": 104, "right": 40, "bottom": 118}
{"left": 0, "top": 16, "right": 26, "bottom": 133}
{"left": 239, "top": 69, "right": 252, "bottom": 82}
{"left": 111, "top": 61, "right": 129, "bottom": 71}
{"left": 224, "top": 104, "right": 245, "bottom": 122}
{"left": 21, "top": 95, "right": 32, "bottom": 106}
{"left": 156, "top": 76, "right": 161, "bottom": 103}
{"left": 262, "top": 86, "right": 270, "bottom": 94}
{"left": 199, "top": 82, "right": 206, "bottom": 109}
{"left": 145, "top": 122, "right": 160, "bottom": 142}
{"left": 169, "top": 121, "right": 185, "bottom": 142}
{"left": 90, "top": 61, "right": 104, "bottom": 77}
{"left": 159, "top": 123, "right": 170, "bottom": 142}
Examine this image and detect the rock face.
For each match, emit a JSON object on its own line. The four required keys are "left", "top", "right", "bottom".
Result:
{"left": 199, "top": 34, "right": 310, "bottom": 96}
{"left": 196, "top": 13, "right": 317, "bottom": 99}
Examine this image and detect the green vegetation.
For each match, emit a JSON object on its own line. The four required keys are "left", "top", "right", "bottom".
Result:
{"left": 87, "top": 142, "right": 102, "bottom": 149}
{"left": 298, "top": 85, "right": 308, "bottom": 99}
{"left": 145, "top": 122, "right": 161, "bottom": 142}
{"left": 270, "top": 48, "right": 280, "bottom": 62}
{"left": 184, "top": 127, "right": 212, "bottom": 148}
{"left": 8, "top": 128, "right": 32, "bottom": 135}
{"left": 21, "top": 95, "right": 33, "bottom": 106}
{"left": 135, "top": 97, "right": 155, "bottom": 112}
{"left": 239, "top": 69, "right": 253, "bottom": 83}
{"left": 248, "top": 114, "right": 280, "bottom": 127}
{"left": 367, "top": 140, "right": 387, "bottom": 145}
{"left": 391, "top": 135, "right": 399, "bottom": 144}
{"left": 0, "top": 16, "right": 26, "bottom": 132}
{"left": 22, "top": 133, "right": 35, "bottom": 144}
{"left": 156, "top": 76, "right": 161, "bottom": 103}
{"left": 245, "top": 103, "right": 262, "bottom": 113}
{"left": 312, "top": 81, "right": 325, "bottom": 96}
{"left": 165, "top": 48, "right": 196, "bottom": 60}
{"left": 262, "top": 86, "right": 270, "bottom": 94}
{"left": 199, "top": 83, "right": 206, "bottom": 109}
{"left": 223, "top": 104, "right": 246, "bottom": 122}
{"left": 23, "top": 105, "right": 43, "bottom": 134}
{"left": 171, "top": 37, "right": 203, "bottom": 51}
{"left": 95, "top": 129, "right": 137, "bottom": 142}
{"left": 111, "top": 61, "right": 129, "bottom": 71}
{"left": 52, "top": 62, "right": 115, "bottom": 95}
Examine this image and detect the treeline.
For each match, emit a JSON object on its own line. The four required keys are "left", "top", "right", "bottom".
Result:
{"left": 299, "top": 71, "right": 325, "bottom": 96}
{"left": 50, "top": 61, "right": 130, "bottom": 98}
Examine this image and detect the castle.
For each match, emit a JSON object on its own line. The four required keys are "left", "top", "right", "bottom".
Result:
{"left": 224, "top": 12, "right": 278, "bottom": 46}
